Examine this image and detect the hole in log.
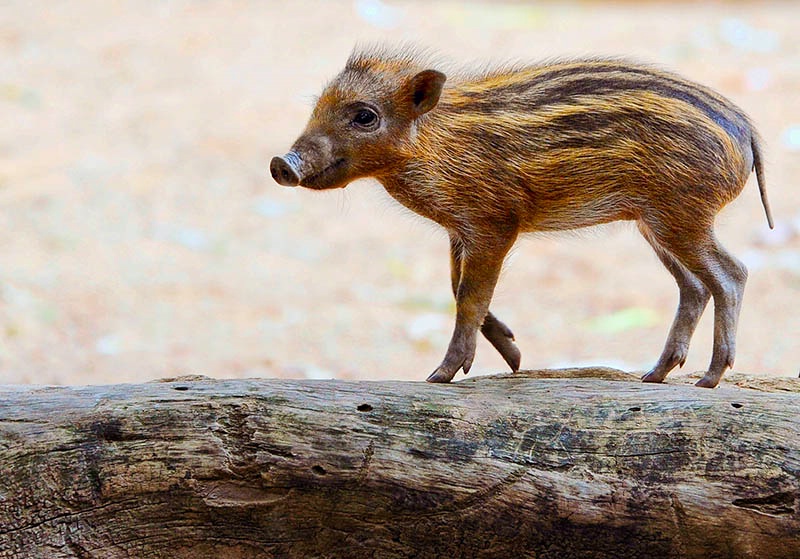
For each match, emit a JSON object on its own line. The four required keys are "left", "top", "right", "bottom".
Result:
{"left": 91, "top": 419, "right": 125, "bottom": 442}
{"left": 357, "top": 404, "right": 373, "bottom": 412}
{"left": 731, "top": 402, "right": 743, "bottom": 409}
{"left": 732, "top": 492, "right": 795, "bottom": 515}
{"left": 311, "top": 465, "right": 327, "bottom": 476}
{"left": 628, "top": 407, "right": 641, "bottom": 412}
{"left": 173, "top": 386, "right": 189, "bottom": 391}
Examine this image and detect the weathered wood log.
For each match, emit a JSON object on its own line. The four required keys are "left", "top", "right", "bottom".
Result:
{"left": 1, "top": 368, "right": 798, "bottom": 559}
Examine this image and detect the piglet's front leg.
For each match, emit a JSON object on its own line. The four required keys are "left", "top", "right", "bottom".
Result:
{"left": 427, "top": 231, "right": 516, "bottom": 383}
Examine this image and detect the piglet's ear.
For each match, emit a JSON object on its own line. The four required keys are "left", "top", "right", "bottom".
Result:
{"left": 407, "top": 70, "right": 446, "bottom": 117}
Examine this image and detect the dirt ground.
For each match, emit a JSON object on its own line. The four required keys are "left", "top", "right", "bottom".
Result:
{"left": 1, "top": 1, "right": 799, "bottom": 386}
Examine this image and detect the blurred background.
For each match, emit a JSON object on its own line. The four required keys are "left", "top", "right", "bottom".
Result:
{"left": 1, "top": 1, "right": 798, "bottom": 385}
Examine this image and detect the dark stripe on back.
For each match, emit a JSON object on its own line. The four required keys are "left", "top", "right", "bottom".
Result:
{"left": 451, "top": 64, "right": 749, "bottom": 142}
{"left": 464, "top": 62, "right": 739, "bottom": 116}
{"left": 467, "top": 107, "right": 727, "bottom": 157}
{"left": 541, "top": 108, "right": 726, "bottom": 152}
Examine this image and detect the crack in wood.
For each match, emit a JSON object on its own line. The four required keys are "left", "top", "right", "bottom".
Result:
{"left": 0, "top": 498, "right": 140, "bottom": 538}
{"left": 732, "top": 492, "right": 796, "bottom": 516}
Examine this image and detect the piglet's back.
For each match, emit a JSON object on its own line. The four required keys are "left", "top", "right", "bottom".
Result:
{"left": 408, "top": 59, "right": 763, "bottom": 232}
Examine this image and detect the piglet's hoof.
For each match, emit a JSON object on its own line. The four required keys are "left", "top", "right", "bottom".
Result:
{"left": 427, "top": 338, "right": 476, "bottom": 383}
{"left": 426, "top": 360, "right": 472, "bottom": 383}
{"left": 481, "top": 317, "right": 521, "bottom": 371}
{"left": 426, "top": 353, "right": 474, "bottom": 383}
{"left": 695, "top": 375, "right": 721, "bottom": 389}
{"left": 641, "top": 370, "right": 667, "bottom": 384}
{"left": 426, "top": 367, "right": 456, "bottom": 383}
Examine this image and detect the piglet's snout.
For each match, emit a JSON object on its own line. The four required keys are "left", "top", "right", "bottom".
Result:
{"left": 270, "top": 152, "right": 302, "bottom": 187}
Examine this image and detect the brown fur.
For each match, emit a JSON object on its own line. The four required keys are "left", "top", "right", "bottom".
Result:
{"left": 271, "top": 46, "right": 774, "bottom": 388}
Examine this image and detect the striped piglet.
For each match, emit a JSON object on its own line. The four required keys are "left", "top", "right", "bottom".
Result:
{"left": 271, "top": 47, "right": 773, "bottom": 388}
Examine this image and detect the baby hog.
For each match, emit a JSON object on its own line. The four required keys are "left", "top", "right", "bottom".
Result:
{"left": 271, "top": 47, "right": 773, "bottom": 388}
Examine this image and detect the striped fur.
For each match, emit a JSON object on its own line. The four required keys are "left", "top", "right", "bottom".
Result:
{"left": 279, "top": 46, "right": 774, "bottom": 387}
{"left": 397, "top": 57, "right": 770, "bottom": 235}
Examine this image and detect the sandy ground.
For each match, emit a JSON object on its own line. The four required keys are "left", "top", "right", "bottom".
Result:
{"left": 1, "top": 1, "right": 799, "bottom": 386}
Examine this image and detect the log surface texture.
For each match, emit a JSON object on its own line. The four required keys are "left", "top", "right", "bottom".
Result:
{"left": 0, "top": 368, "right": 798, "bottom": 559}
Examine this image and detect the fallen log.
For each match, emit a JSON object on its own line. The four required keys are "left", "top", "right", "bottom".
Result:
{"left": 0, "top": 368, "right": 798, "bottom": 559}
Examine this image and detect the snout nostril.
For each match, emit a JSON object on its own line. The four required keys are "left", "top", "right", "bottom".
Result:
{"left": 270, "top": 155, "right": 300, "bottom": 187}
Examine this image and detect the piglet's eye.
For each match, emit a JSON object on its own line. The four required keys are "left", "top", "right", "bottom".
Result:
{"left": 352, "top": 108, "right": 379, "bottom": 129}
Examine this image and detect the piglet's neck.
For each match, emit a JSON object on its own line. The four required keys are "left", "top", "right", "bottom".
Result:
{"left": 375, "top": 119, "right": 457, "bottom": 230}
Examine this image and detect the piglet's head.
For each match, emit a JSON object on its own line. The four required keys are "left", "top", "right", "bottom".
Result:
{"left": 271, "top": 51, "right": 446, "bottom": 190}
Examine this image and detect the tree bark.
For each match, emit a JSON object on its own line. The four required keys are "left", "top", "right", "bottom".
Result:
{"left": 1, "top": 368, "right": 798, "bottom": 559}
